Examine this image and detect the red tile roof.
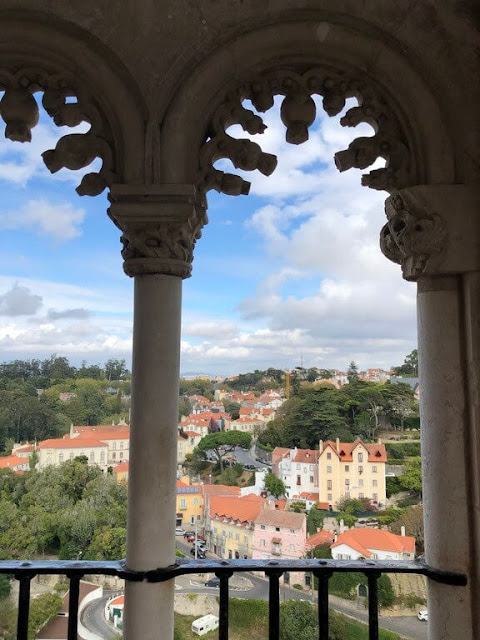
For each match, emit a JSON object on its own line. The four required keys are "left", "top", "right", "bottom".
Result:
{"left": 210, "top": 494, "right": 265, "bottom": 523}
{"left": 255, "top": 508, "right": 305, "bottom": 529}
{"left": 321, "top": 439, "right": 387, "bottom": 463}
{"left": 305, "top": 530, "right": 335, "bottom": 549}
{"left": 39, "top": 437, "right": 108, "bottom": 449}
{"left": 331, "top": 529, "right": 415, "bottom": 556}
{"left": 201, "top": 484, "right": 241, "bottom": 497}
{"left": 293, "top": 492, "right": 319, "bottom": 501}
{"left": 114, "top": 461, "right": 129, "bottom": 473}
{"left": 0, "top": 455, "right": 28, "bottom": 469}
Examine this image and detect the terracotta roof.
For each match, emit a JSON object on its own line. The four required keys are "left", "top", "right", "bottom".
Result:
{"left": 201, "top": 484, "right": 241, "bottom": 497}
{"left": 316, "top": 502, "right": 331, "bottom": 510}
{"left": 305, "top": 530, "right": 336, "bottom": 549}
{"left": 14, "top": 443, "right": 34, "bottom": 453}
{"left": 321, "top": 439, "right": 387, "bottom": 463}
{"left": 0, "top": 455, "right": 29, "bottom": 469}
{"left": 73, "top": 425, "right": 130, "bottom": 440}
{"left": 293, "top": 492, "right": 319, "bottom": 501}
{"left": 293, "top": 449, "right": 319, "bottom": 463}
{"left": 210, "top": 494, "right": 265, "bottom": 523}
{"left": 109, "top": 595, "right": 125, "bottom": 606}
{"left": 114, "top": 462, "right": 129, "bottom": 473}
{"left": 255, "top": 508, "right": 305, "bottom": 529}
{"left": 177, "top": 479, "right": 199, "bottom": 493}
{"left": 39, "top": 437, "right": 108, "bottom": 449}
{"left": 183, "top": 431, "right": 201, "bottom": 437}
{"left": 332, "top": 529, "right": 415, "bottom": 556}
{"left": 274, "top": 499, "right": 287, "bottom": 511}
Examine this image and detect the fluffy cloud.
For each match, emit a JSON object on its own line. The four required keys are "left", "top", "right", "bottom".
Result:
{"left": 0, "top": 199, "right": 85, "bottom": 241}
{"left": 0, "top": 283, "right": 42, "bottom": 316}
{"left": 46, "top": 308, "right": 91, "bottom": 321}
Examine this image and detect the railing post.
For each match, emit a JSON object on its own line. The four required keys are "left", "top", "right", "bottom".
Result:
{"left": 266, "top": 569, "right": 282, "bottom": 640}
{"left": 313, "top": 569, "right": 331, "bottom": 640}
{"left": 15, "top": 573, "right": 32, "bottom": 640}
{"left": 67, "top": 574, "right": 81, "bottom": 640}
{"left": 366, "top": 572, "right": 380, "bottom": 640}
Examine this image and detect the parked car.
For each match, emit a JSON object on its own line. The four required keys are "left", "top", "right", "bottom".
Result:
{"left": 190, "top": 547, "right": 206, "bottom": 559}
{"left": 187, "top": 534, "right": 206, "bottom": 543}
{"left": 244, "top": 464, "right": 255, "bottom": 470}
{"left": 205, "top": 577, "right": 220, "bottom": 588}
{"left": 183, "top": 530, "right": 195, "bottom": 538}
{"left": 175, "top": 527, "right": 186, "bottom": 536}
{"left": 417, "top": 610, "right": 428, "bottom": 621}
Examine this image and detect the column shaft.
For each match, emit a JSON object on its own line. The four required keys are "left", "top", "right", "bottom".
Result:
{"left": 124, "top": 274, "right": 182, "bottom": 640}
{"left": 417, "top": 276, "right": 476, "bottom": 638}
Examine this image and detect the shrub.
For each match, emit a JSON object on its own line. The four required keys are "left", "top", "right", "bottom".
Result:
{"left": 292, "top": 583, "right": 303, "bottom": 590}
{"left": 378, "top": 574, "right": 394, "bottom": 607}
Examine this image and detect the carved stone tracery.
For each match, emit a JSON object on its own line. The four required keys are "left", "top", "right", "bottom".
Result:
{"left": 197, "top": 67, "right": 414, "bottom": 200}
{"left": 0, "top": 67, "right": 117, "bottom": 196}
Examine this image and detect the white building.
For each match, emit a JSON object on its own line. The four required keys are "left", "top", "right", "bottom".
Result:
{"left": 272, "top": 447, "right": 319, "bottom": 499}
{"left": 331, "top": 528, "right": 415, "bottom": 561}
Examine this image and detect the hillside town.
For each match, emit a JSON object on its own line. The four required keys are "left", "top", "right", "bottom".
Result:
{"left": 0, "top": 355, "right": 425, "bottom": 639}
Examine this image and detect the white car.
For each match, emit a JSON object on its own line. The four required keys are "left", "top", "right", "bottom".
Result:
{"left": 175, "top": 527, "right": 186, "bottom": 535}
{"left": 417, "top": 610, "right": 428, "bottom": 621}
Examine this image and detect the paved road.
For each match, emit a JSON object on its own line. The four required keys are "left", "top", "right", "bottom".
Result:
{"left": 175, "top": 537, "right": 427, "bottom": 640}
{"left": 81, "top": 593, "right": 118, "bottom": 639}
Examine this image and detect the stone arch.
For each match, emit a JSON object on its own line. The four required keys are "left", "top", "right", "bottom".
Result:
{"left": 159, "top": 19, "right": 455, "bottom": 194}
{"left": 0, "top": 12, "right": 147, "bottom": 193}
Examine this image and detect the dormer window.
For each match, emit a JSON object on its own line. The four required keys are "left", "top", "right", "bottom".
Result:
{"left": 358, "top": 453, "right": 363, "bottom": 462}
{"left": 327, "top": 452, "right": 332, "bottom": 460}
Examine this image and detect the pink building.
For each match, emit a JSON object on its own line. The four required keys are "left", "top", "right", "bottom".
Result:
{"left": 253, "top": 508, "right": 306, "bottom": 560}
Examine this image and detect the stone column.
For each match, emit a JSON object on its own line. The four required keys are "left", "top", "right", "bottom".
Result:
{"left": 380, "top": 185, "right": 480, "bottom": 640}
{"left": 108, "top": 185, "right": 206, "bottom": 640}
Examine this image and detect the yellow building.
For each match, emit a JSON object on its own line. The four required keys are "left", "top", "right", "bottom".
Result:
{"left": 176, "top": 477, "right": 203, "bottom": 528}
{"left": 206, "top": 494, "right": 265, "bottom": 559}
{"left": 318, "top": 439, "right": 387, "bottom": 509}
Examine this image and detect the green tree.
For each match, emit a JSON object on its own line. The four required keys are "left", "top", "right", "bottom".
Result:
{"left": 194, "top": 431, "right": 252, "bottom": 472}
{"left": 263, "top": 472, "right": 285, "bottom": 498}
{"left": 28, "top": 592, "right": 62, "bottom": 640}
{"left": 347, "top": 361, "right": 359, "bottom": 385}
{"left": 178, "top": 396, "right": 192, "bottom": 420}
{"left": 223, "top": 400, "right": 240, "bottom": 420}
{"left": 306, "top": 504, "right": 325, "bottom": 535}
{"left": 390, "top": 504, "right": 424, "bottom": 551}
{"left": 393, "top": 349, "right": 418, "bottom": 376}
{"left": 104, "top": 359, "right": 128, "bottom": 381}
{"left": 280, "top": 600, "right": 317, "bottom": 640}
{"left": 401, "top": 457, "right": 422, "bottom": 495}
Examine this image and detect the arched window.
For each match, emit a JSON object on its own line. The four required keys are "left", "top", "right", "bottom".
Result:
{"left": 90, "top": 451, "right": 95, "bottom": 462}
{"left": 58, "top": 453, "right": 64, "bottom": 463}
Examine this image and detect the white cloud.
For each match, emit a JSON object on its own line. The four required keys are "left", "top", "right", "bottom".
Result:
{"left": 0, "top": 199, "right": 86, "bottom": 241}
{"left": 0, "top": 283, "right": 43, "bottom": 316}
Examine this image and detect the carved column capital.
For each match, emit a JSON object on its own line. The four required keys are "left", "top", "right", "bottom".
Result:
{"left": 108, "top": 185, "right": 207, "bottom": 278}
{"left": 380, "top": 185, "right": 480, "bottom": 281}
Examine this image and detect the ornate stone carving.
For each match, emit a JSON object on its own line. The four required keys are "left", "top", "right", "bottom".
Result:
{"left": 198, "top": 67, "right": 414, "bottom": 199}
{"left": 108, "top": 186, "right": 207, "bottom": 278}
{"left": 380, "top": 192, "right": 447, "bottom": 281}
{"left": 0, "top": 68, "right": 117, "bottom": 195}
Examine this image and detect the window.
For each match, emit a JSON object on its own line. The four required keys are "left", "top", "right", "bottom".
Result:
{"left": 358, "top": 453, "right": 363, "bottom": 462}
{"left": 303, "top": 467, "right": 307, "bottom": 473}
{"left": 112, "top": 452, "right": 116, "bottom": 459}
{"left": 359, "top": 493, "right": 364, "bottom": 498}
{"left": 359, "top": 479, "right": 364, "bottom": 487}
{"left": 289, "top": 544, "right": 295, "bottom": 551}
{"left": 296, "top": 475, "right": 301, "bottom": 485}
{"left": 260, "top": 525, "right": 265, "bottom": 530}
{"left": 345, "top": 479, "right": 350, "bottom": 487}
{"left": 180, "top": 498, "right": 186, "bottom": 510}
{"left": 358, "top": 465, "right": 363, "bottom": 474}
{"left": 235, "top": 533, "right": 239, "bottom": 541}
{"left": 244, "top": 535, "right": 248, "bottom": 544}
{"left": 69, "top": 452, "right": 74, "bottom": 460}
{"left": 373, "top": 493, "right": 378, "bottom": 502}
{"left": 228, "top": 531, "right": 232, "bottom": 539}
{"left": 197, "top": 514, "right": 201, "bottom": 521}
{"left": 327, "top": 480, "right": 332, "bottom": 490}
{"left": 113, "top": 442, "right": 117, "bottom": 450}
{"left": 58, "top": 453, "right": 64, "bottom": 463}
{"left": 327, "top": 493, "right": 332, "bottom": 500}
{"left": 345, "top": 465, "right": 349, "bottom": 472}
{"left": 309, "top": 476, "right": 314, "bottom": 483}
{"left": 327, "top": 452, "right": 332, "bottom": 460}
{"left": 120, "top": 442, "right": 124, "bottom": 450}
{"left": 194, "top": 498, "right": 198, "bottom": 505}
{"left": 372, "top": 480, "right": 378, "bottom": 488}
{"left": 290, "top": 529, "right": 295, "bottom": 534}
{"left": 119, "top": 451, "right": 123, "bottom": 459}
{"left": 260, "top": 539, "right": 266, "bottom": 547}
{"left": 296, "top": 464, "right": 300, "bottom": 470}
{"left": 100, "top": 451, "right": 105, "bottom": 463}
{"left": 275, "top": 527, "right": 280, "bottom": 532}
{"left": 90, "top": 451, "right": 95, "bottom": 462}
{"left": 327, "top": 466, "right": 332, "bottom": 473}
{"left": 190, "top": 516, "right": 195, "bottom": 524}
{"left": 309, "top": 464, "right": 313, "bottom": 471}
{"left": 372, "top": 465, "right": 377, "bottom": 473}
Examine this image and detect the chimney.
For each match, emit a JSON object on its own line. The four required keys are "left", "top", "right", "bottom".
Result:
{"left": 319, "top": 440, "right": 323, "bottom": 452}
{"left": 317, "top": 527, "right": 320, "bottom": 533}
{"left": 340, "top": 518, "right": 345, "bottom": 534}
{"left": 336, "top": 438, "right": 340, "bottom": 453}
{"left": 401, "top": 526, "right": 406, "bottom": 537}
{"left": 377, "top": 437, "right": 382, "bottom": 444}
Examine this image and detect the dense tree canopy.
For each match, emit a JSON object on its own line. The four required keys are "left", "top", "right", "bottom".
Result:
{"left": 194, "top": 431, "right": 252, "bottom": 472}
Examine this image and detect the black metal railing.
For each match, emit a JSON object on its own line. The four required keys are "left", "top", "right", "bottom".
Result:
{"left": 0, "top": 557, "right": 467, "bottom": 640}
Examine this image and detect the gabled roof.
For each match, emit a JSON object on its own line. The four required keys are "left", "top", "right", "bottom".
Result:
{"left": 114, "top": 461, "right": 129, "bottom": 473}
{"left": 320, "top": 439, "right": 387, "bottom": 463}
{"left": 293, "top": 449, "right": 319, "bottom": 463}
{"left": 0, "top": 455, "right": 29, "bottom": 469}
{"left": 293, "top": 492, "right": 319, "bottom": 501}
{"left": 306, "top": 530, "right": 336, "bottom": 549}
{"left": 201, "top": 484, "right": 241, "bottom": 497}
{"left": 331, "top": 529, "right": 415, "bottom": 556}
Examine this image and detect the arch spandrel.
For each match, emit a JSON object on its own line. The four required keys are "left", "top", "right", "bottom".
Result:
{"left": 159, "top": 20, "right": 455, "bottom": 190}
{"left": 0, "top": 13, "right": 147, "bottom": 189}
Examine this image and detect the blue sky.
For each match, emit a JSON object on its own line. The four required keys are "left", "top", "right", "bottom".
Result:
{"left": 0, "top": 94, "right": 417, "bottom": 375}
